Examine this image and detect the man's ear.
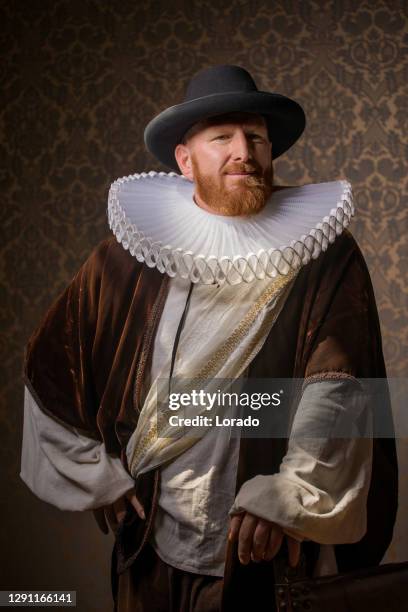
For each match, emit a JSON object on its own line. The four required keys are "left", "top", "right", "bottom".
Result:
{"left": 174, "top": 143, "right": 194, "bottom": 179}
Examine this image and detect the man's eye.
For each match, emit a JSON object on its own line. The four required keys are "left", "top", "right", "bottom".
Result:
{"left": 249, "top": 134, "right": 264, "bottom": 142}
{"left": 214, "top": 134, "right": 230, "bottom": 140}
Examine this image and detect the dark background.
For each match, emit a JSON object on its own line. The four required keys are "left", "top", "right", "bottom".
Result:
{"left": 1, "top": 1, "right": 407, "bottom": 611}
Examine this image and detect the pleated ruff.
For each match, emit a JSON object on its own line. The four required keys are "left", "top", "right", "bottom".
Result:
{"left": 108, "top": 172, "right": 354, "bottom": 285}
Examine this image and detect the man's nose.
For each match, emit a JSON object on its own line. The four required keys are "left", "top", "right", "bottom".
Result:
{"left": 230, "top": 131, "right": 251, "bottom": 162}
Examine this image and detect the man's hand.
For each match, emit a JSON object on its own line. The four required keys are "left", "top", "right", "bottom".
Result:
{"left": 94, "top": 489, "right": 145, "bottom": 535}
{"left": 228, "top": 512, "right": 301, "bottom": 567}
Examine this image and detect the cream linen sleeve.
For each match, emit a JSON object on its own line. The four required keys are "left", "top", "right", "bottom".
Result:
{"left": 20, "top": 385, "right": 135, "bottom": 511}
{"left": 229, "top": 379, "right": 373, "bottom": 545}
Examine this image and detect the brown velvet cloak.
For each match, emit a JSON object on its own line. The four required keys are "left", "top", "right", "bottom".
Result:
{"left": 23, "top": 229, "right": 398, "bottom": 610}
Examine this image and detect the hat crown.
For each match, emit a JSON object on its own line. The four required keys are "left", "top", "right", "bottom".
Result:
{"left": 184, "top": 65, "right": 258, "bottom": 102}
{"left": 144, "top": 64, "right": 305, "bottom": 172}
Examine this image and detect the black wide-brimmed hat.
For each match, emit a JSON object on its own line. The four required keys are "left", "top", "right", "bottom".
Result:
{"left": 144, "top": 64, "right": 306, "bottom": 172}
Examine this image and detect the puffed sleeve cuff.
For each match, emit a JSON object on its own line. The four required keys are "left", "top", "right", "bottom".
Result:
{"left": 229, "top": 379, "right": 373, "bottom": 545}
{"left": 20, "top": 385, "right": 135, "bottom": 511}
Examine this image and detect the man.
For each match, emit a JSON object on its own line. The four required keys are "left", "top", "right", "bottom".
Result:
{"left": 21, "top": 65, "right": 398, "bottom": 611}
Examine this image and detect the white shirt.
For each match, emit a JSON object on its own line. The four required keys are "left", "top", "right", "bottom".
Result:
{"left": 20, "top": 277, "right": 373, "bottom": 577}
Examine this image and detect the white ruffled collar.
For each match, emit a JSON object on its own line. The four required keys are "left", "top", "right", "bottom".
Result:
{"left": 107, "top": 171, "right": 354, "bottom": 285}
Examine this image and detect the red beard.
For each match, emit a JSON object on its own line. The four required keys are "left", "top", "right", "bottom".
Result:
{"left": 191, "top": 157, "right": 274, "bottom": 216}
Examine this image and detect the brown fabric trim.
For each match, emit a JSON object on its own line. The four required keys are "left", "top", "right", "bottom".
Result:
{"left": 133, "top": 274, "right": 170, "bottom": 413}
{"left": 301, "top": 371, "right": 362, "bottom": 396}
{"left": 116, "top": 271, "right": 170, "bottom": 573}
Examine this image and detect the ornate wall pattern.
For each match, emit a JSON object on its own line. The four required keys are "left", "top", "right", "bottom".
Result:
{"left": 1, "top": 1, "right": 407, "bottom": 610}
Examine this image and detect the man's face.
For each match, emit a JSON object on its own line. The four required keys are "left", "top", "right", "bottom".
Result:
{"left": 175, "top": 113, "right": 273, "bottom": 216}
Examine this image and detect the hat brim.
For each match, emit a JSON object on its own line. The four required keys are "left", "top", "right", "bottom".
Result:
{"left": 144, "top": 91, "right": 305, "bottom": 172}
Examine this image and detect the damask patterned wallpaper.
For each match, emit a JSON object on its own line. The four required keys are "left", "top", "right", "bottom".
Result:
{"left": 1, "top": 1, "right": 407, "bottom": 610}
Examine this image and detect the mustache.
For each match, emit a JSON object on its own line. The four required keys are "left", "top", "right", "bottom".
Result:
{"left": 223, "top": 163, "right": 263, "bottom": 175}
